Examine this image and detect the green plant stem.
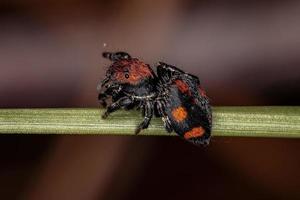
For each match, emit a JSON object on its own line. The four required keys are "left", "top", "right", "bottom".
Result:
{"left": 0, "top": 107, "right": 299, "bottom": 137}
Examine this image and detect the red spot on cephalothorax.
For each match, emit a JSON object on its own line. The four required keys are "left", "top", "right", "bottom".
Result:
{"left": 184, "top": 127, "right": 205, "bottom": 139}
{"left": 171, "top": 106, "right": 187, "bottom": 122}
{"left": 174, "top": 80, "right": 191, "bottom": 95}
{"left": 112, "top": 59, "right": 154, "bottom": 85}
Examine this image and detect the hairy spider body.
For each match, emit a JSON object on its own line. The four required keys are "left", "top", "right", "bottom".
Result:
{"left": 98, "top": 52, "right": 212, "bottom": 145}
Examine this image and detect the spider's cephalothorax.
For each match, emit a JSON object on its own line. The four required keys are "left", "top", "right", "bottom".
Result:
{"left": 98, "top": 52, "right": 158, "bottom": 134}
{"left": 98, "top": 51, "right": 212, "bottom": 145}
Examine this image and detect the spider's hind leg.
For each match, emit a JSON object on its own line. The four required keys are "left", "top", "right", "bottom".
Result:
{"left": 155, "top": 100, "right": 173, "bottom": 133}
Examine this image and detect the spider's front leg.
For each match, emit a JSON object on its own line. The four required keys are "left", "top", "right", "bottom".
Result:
{"left": 102, "top": 96, "right": 133, "bottom": 119}
{"left": 98, "top": 84, "right": 122, "bottom": 108}
{"left": 98, "top": 93, "right": 109, "bottom": 108}
{"left": 135, "top": 101, "right": 153, "bottom": 135}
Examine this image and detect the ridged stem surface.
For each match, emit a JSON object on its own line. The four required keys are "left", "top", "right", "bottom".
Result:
{"left": 0, "top": 107, "right": 299, "bottom": 137}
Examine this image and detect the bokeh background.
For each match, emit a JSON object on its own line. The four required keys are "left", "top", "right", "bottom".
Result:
{"left": 0, "top": 0, "right": 300, "bottom": 199}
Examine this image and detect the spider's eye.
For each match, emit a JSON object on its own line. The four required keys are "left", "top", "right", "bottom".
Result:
{"left": 124, "top": 73, "right": 130, "bottom": 79}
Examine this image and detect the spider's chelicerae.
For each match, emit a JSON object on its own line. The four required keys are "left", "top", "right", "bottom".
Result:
{"left": 98, "top": 52, "right": 212, "bottom": 146}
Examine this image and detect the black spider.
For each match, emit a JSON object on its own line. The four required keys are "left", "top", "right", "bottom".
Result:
{"left": 98, "top": 52, "right": 212, "bottom": 145}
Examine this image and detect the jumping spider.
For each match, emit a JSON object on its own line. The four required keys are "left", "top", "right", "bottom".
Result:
{"left": 98, "top": 52, "right": 212, "bottom": 145}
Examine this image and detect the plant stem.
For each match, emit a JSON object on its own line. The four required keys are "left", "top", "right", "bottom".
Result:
{"left": 0, "top": 107, "right": 299, "bottom": 137}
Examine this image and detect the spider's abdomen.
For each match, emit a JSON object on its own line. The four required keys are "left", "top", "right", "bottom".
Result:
{"left": 164, "top": 78, "right": 212, "bottom": 146}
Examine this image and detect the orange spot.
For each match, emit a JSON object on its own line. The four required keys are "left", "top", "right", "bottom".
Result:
{"left": 174, "top": 80, "right": 190, "bottom": 94}
{"left": 172, "top": 106, "right": 187, "bottom": 122}
{"left": 184, "top": 127, "right": 205, "bottom": 139}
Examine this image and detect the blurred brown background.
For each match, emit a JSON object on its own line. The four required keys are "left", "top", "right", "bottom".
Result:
{"left": 0, "top": 0, "right": 300, "bottom": 199}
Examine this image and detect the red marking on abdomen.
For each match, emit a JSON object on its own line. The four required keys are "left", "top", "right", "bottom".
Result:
{"left": 198, "top": 86, "right": 207, "bottom": 97}
{"left": 184, "top": 127, "right": 205, "bottom": 139}
{"left": 174, "top": 80, "right": 190, "bottom": 94}
{"left": 171, "top": 106, "right": 187, "bottom": 122}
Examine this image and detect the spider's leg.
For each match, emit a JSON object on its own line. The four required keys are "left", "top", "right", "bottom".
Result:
{"left": 156, "top": 100, "right": 173, "bottom": 133}
{"left": 162, "top": 116, "right": 173, "bottom": 133}
{"left": 102, "top": 96, "right": 133, "bottom": 119}
{"left": 98, "top": 92, "right": 109, "bottom": 107}
{"left": 135, "top": 101, "right": 153, "bottom": 135}
{"left": 98, "top": 84, "right": 123, "bottom": 107}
